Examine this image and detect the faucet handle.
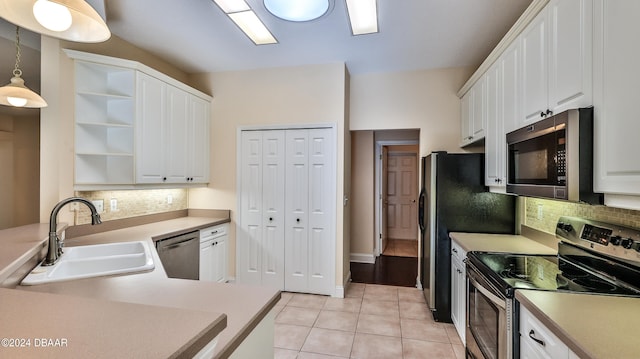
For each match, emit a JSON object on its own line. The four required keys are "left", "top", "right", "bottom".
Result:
{"left": 56, "top": 234, "right": 64, "bottom": 256}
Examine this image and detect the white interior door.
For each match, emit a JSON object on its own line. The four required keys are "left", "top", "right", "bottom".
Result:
{"left": 261, "top": 130, "right": 285, "bottom": 289}
{"left": 284, "top": 129, "right": 309, "bottom": 292}
{"left": 238, "top": 131, "right": 263, "bottom": 285}
{"left": 306, "top": 128, "right": 335, "bottom": 294}
{"left": 381, "top": 146, "right": 389, "bottom": 253}
{"left": 386, "top": 152, "right": 418, "bottom": 240}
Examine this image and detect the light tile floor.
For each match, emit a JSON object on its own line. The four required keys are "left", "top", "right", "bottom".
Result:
{"left": 273, "top": 283, "right": 465, "bottom": 359}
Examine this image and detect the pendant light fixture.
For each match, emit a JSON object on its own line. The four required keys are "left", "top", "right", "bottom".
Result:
{"left": 0, "top": 26, "right": 47, "bottom": 108}
{"left": 0, "top": 0, "right": 110, "bottom": 43}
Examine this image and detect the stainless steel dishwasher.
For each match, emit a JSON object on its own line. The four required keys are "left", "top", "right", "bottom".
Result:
{"left": 155, "top": 230, "right": 199, "bottom": 280}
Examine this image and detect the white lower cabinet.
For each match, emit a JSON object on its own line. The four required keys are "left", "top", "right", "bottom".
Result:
{"left": 237, "top": 127, "right": 336, "bottom": 296}
{"left": 519, "top": 304, "right": 579, "bottom": 359}
{"left": 199, "top": 224, "right": 228, "bottom": 283}
{"left": 450, "top": 239, "right": 467, "bottom": 345}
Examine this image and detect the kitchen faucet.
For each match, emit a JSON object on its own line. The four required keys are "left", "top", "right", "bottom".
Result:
{"left": 43, "top": 197, "right": 102, "bottom": 266}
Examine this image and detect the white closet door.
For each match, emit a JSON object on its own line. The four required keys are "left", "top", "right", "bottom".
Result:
{"left": 285, "top": 128, "right": 335, "bottom": 294}
{"left": 261, "top": 130, "right": 286, "bottom": 289}
{"left": 238, "top": 131, "right": 264, "bottom": 285}
{"left": 306, "top": 128, "right": 336, "bottom": 294}
{"left": 285, "top": 130, "right": 310, "bottom": 292}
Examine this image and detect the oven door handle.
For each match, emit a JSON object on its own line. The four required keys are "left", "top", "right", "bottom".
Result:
{"left": 468, "top": 275, "right": 506, "bottom": 310}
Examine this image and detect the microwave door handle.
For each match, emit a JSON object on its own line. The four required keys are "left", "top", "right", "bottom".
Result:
{"left": 468, "top": 276, "right": 506, "bottom": 309}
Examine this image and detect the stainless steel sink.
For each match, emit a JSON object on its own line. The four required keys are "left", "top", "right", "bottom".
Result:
{"left": 21, "top": 241, "right": 155, "bottom": 285}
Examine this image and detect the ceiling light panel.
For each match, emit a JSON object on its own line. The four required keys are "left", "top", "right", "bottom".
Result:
{"left": 264, "top": 0, "right": 330, "bottom": 22}
{"left": 213, "top": 0, "right": 250, "bottom": 13}
{"left": 345, "top": 0, "right": 378, "bottom": 35}
{"left": 228, "top": 11, "right": 277, "bottom": 45}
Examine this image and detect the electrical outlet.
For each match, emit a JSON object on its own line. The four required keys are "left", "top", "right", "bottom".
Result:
{"left": 537, "top": 265, "right": 544, "bottom": 280}
{"left": 91, "top": 199, "right": 104, "bottom": 213}
{"left": 110, "top": 198, "right": 118, "bottom": 212}
{"left": 537, "top": 204, "right": 544, "bottom": 220}
{"left": 167, "top": 194, "right": 173, "bottom": 204}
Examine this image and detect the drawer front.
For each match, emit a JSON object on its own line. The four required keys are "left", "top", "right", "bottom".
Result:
{"left": 199, "top": 224, "right": 228, "bottom": 242}
{"left": 519, "top": 305, "right": 569, "bottom": 359}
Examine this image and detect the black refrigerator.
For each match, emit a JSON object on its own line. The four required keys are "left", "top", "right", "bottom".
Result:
{"left": 418, "top": 152, "right": 516, "bottom": 322}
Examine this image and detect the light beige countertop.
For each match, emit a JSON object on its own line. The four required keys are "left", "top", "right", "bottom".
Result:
{"left": 516, "top": 290, "right": 640, "bottom": 359}
{"left": 0, "top": 211, "right": 280, "bottom": 359}
{"left": 449, "top": 232, "right": 557, "bottom": 255}
{"left": 0, "top": 288, "right": 226, "bottom": 358}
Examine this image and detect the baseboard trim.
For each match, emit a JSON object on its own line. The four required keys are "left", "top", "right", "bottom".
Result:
{"left": 350, "top": 253, "right": 375, "bottom": 264}
{"left": 334, "top": 271, "right": 351, "bottom": 298}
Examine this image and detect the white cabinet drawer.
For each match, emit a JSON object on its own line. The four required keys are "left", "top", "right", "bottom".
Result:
{"left": 520, "top": 305, "right": 569, "bottom": 359}
{"left": 199, "top": 224, "right": 228, "bottom": 243}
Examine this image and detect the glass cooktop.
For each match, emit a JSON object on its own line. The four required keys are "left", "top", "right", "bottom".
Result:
{"left": 467, "top": 252, "right": 640, "bottom": 298}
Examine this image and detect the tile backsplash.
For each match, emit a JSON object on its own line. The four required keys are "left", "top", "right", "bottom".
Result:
{"left": 524, "top": 197, "right": 640, "bottom": 234}
{"left": 74, "top": 189, "right": 188, "bottom": 225}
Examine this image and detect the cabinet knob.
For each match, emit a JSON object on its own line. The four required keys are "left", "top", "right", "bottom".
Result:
{"left": 296, "top": 218, "right": 300, "bottom": 223}
{"left": 162, "top": 177, "right": 167, "bottom": 181}
{"left": 269, "top": 217, "right": 273, "bottom": 221}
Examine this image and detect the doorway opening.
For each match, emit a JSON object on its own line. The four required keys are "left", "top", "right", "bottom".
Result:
{"left": 349, "top": 129, "right": 420, "bottom": 288}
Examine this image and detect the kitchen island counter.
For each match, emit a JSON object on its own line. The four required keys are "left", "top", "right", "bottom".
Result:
{"left": 516, "top": 290, "right": 640, "bottom": 359}
{"left": 1, "top": 211, "right": 280, "bottom": 359}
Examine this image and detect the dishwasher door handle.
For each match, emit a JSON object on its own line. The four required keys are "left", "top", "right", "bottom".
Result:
{"left": 161, "top": 238, "right": 195, "bottom": 251}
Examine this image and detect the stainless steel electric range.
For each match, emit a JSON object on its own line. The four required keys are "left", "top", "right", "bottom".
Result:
{"left": 465, "top": 216, "right": 640, "bottom": 359}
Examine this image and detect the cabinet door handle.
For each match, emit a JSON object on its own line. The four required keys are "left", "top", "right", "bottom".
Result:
{"left": 546, "top": 109, "right": 553, "bottom": 116}
{"left": 528, "top": 330, "right": 545, "bottom": 347}
{"left": 211, "top": 230, "right": 218, "bottom": 235}
{"left": 452, "top": 248, "right": 458, "bottom": 253}
{"left": 540, "top": 111, "right": 546, "bottom": 118}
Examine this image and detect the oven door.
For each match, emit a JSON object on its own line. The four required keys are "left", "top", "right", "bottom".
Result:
{"left": 466, "top": 263, "right": 510, "bottom": 359}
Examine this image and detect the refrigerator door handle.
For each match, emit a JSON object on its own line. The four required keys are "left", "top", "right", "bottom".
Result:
{"left": 418, "top": 188, "right": 425, "bottom": 231}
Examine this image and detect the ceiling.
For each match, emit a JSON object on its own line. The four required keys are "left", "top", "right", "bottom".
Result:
{"left": 102, "top": 0, "right": 532, "bottom": 75}
{"left": 0, "top": 0, "right": 532, "bottom": 116}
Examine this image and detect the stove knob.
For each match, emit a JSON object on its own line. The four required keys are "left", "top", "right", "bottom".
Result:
{"left": 621, "top": 238, "right": 634, "bottom": 249}
{"left": 561, "top": 223, "right": 573, "bottom": 232}
{"left": 610, "top": 236, "right": 622, "bottom": 246}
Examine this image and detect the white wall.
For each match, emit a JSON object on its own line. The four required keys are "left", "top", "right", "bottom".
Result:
{"left": 188, "top": 64, "right": 349, "bottom": 288}
{"left": 350, "top": 67, "right": 475, "bottom": 156}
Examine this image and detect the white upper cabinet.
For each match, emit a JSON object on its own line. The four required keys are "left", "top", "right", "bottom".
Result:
{"left": 502, "top": 41, "right": 521, "bottom": 134}
{"left": 485, "top": 62, "right": 505, "bottom": 187}
{"left": 67, "top": 50, "right": 212, "bottom": 189}
{"left": 486, "top": 40, "right": 520, "bottom": 188}
{"left": 135, "top": 72, "right": 166, "bottom": 183}
{"left": 521, "top": 9, "right": 549, "bottom": 125}
{"left": 548, "top": 0, "right": 593, "bottom": 113}
{"left": 593, "top": 0, "right": 640, "bottom": 196}
{"left": 461, "top": 77, "right": 486, "bottom": 147}
{"left": 520, "top": 0, "right": 593, "bottom": 128}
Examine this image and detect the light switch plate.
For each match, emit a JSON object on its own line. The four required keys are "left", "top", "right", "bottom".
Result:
{"left": 110, "top": 198, "right": 118, "bottom": 212}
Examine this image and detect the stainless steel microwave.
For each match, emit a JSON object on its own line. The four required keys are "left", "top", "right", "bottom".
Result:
{"left": 506, "top": 108, "right": 603, "bottom": 204}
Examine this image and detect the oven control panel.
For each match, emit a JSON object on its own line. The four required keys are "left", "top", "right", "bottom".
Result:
{"left": 556, "top": 216, "right": 640, "bottom": 264}
{"left": 580, "top": 224, "right": 613, "bottom": 246}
